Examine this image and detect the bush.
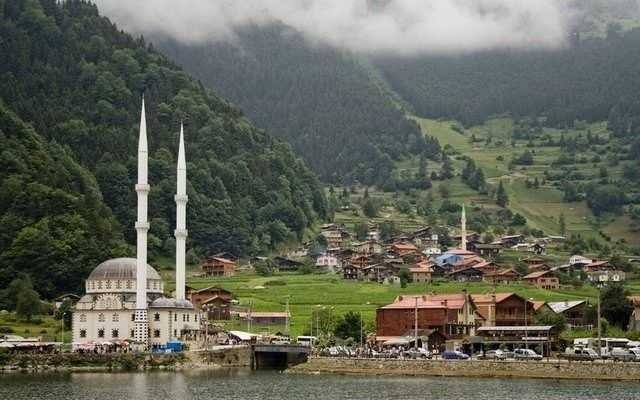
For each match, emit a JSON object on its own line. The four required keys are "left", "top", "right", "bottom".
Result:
{"left": 0, "top": 326, "right": 14, "bottom": 334}
{"left": 264, "top": 280, "right": 287, "bottom": 287}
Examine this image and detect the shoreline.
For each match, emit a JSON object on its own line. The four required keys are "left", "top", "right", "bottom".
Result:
{"left": 288, "top": 357, "right": 640, "bottom": 381}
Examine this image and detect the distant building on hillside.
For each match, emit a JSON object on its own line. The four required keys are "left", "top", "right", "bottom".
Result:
{"left": 201, "top": 256, "right": 236, "bottom": 277}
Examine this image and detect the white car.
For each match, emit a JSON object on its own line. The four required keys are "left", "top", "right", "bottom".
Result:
{"left": 514, "top": 348, "right": 542, "bottom": 361}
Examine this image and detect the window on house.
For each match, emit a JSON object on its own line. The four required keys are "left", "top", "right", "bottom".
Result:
{"left": 126, "top": 280, "right": 132, "bottom": 289}
{"left": 98, "top": 313, "right": 105, "bottom": 322}
{"left": 186, "top": 314, "right": 190, "bottom": 322}
{"left": 97, "top": 281, "right": 103, "bottom": 289}
{"left": 80, "top": 314, "right": 87, "bottom": 322}
{"left": 112, "top": 313, "right": 119, "bottom": 322}
{"left": 98, "top": 329, "right": 105, "bottom": 338}
{"left": 80, "top": 329, "right": 87, "bottom": 338}
{"left": 116, "top": 280, "right": 121, "bottom": 289}
{"left": 194, "top": 314, "right": 198, "bottom": 322}
{"left": 112, "top": 329, "right": 119, "bottom": 338}
{"left": 153, "top": 329, "right": 160, "bottom": 338}
{"left": 174, "top": 314, "right": 177, "bottom": 322}
{"left": 106, "top": 280, "right": 111, "bottom": 289}
{"left": 154, "top": 313, "right": 160, "bottom": 321}
{"left": 174, "top": 329, "right": 177, "bottom": 337}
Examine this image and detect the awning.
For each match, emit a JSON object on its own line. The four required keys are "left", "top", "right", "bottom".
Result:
{"left": 382, "top": 337, "right": 411, "bottom": 346}
{"left": 228, "top": 330, "right": 256, "bottom": 341}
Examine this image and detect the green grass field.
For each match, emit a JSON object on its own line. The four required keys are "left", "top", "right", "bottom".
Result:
{"left": 181, "top": 271, "right": 622, "bottom": 337}
{"left": 0, "top": 313, "right": 68, "bottom": 342}
{"left": 410, "top": 116, "right": 639, "bottom": 245}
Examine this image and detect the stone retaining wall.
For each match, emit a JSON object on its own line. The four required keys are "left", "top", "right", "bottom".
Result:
{"left": 290, "top": 357, "right": 640, "bottom": 381}
{"left": 186, "top": 346, "right": 251, "bottom": 368}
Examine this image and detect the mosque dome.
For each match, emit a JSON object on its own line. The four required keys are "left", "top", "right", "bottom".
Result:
{"left": 150, "top": 297, "right": 194, "bottom": 309}
{"left": 85, "top": 257, "right": 164, "bottom": 295}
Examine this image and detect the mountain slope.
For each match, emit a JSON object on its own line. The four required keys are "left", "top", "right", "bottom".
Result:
{"left": 156, "top": 24, "right": 440, "bottom": 186}
{"left": 0, "top": 0, "right": 327, "bottom": 296}
{"left": 0, "top": 102, "right": 123, "bottom": 297}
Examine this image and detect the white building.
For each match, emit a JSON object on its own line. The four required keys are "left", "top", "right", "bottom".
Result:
{"left": 315, "top": 253, "right": 340, "bottom": 269}
{"left": 72, "top": 100, "right": 199, "bottom": 348}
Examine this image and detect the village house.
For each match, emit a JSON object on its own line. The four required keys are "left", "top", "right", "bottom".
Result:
{"left": 201, "top": 256, "right": 236, "bottom": 277}
{"left": 376, "top": 292, "right": 478, "bottom": 339}
{"left": 234, "top": 311, "right": 290, "bottom": 326}
{"left": 523, "top": 270, "right": 560, "bottom": 290}
{"left": 499, "top": 234, "right": 525, "bottom": 248}
{"left": 548, "top": 300, "right": 590, "bottom": 328}
{"left": 482, "top": 268, "right": 520, "bottom": 284}
{"left": 321, "top": 229, "right": 345, "bottom": 249}
{"left": 352, "top": 240, "right": 384, "bottom": 255}
{"left": 343, "top": 264, "right": 361, "bottom": 280}
{"left": 409, "top": 261, "right": 444, "bottom": 283}
{"left": 273, "top": 256, "right": 305, "bottom": 272}
{"left": 471, "top": 293, "right": 534, "bottom": 327}
{"left": 186, "top": 286, "right": 234, "bottom": 320}
{"left": 53, "top": 293, "right": 80, "bottom": 311}
{"left": 315, "top": 253, "right": 340, "bottom": 269}
{"left": 447, "top": 266, "right": 484, "bottom": 282}
{"left": 472, "top": 243, "right": 502, "bottom": 259}
{"left": 390, "top": 242, "right": 419, "bottom": 256}
{"left": 586, "top": 269, "right": 626, "bottom": 284}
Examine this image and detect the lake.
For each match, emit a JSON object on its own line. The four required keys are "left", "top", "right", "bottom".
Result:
{"left": 1, "top": 370, "right": 639, "bottom": 399}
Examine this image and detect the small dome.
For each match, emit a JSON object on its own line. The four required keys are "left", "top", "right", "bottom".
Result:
{"left": 150, "top": 297, "right": 194, "bottom": 309}
{"left": 88, "top": 258, "right": 161, "bottom": 281}
{"left": 150, "top": 297, "right": 176, "bottom": 308}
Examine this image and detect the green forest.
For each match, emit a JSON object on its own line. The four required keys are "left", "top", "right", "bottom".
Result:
{"left": 157, "top": 24, "right": 441, "bottom": 186}
{"left": 0, "top": 0, "right": 327, "bottom": 298}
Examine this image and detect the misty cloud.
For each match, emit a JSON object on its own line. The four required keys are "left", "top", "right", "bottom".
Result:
{"left": 93, "top": 0, "right": 570, "bottom": 54}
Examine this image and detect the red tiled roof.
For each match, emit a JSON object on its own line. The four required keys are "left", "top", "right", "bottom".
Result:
{"left": 381, "top": 294, "right": 467, "bottom": 310}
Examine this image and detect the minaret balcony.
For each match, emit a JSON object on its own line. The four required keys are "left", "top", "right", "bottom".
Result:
{"left": 174, "top": 194, "right": 188, "bottom": 203}
{"left": 135, "top": 184, "right": 150, "bottom": 193}
{"left": 174, "top": 229, "right": 188, "bottom": 239}
{"left": 135, "top": 222, "right": 150, "bottom": 230}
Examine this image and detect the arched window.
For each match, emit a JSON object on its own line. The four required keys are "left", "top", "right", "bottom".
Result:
{"left": 80, "top": 329, "right": 87, "bottom": 338}
{"left": 112, "top": 329, "right": 119, "bottom": 338}
{"left": 98, "top": 329, "right": 105, "bottom": 338}
{"left": 131, "top": 313, "right": 135, "bottom": 321}
{"left": 80, "top": 314, "right": 87, "bottom": 322}
{"left": 186, "top": 314, "right": 190, "bottom": 322}
{"left": 112, "top": 313, "right": 119, "bottom": 322}
{"left": 174, "top": 314, "right": 177, "bottom": 322}
{"left": 194, "top": 314, "right": 198, "bottom": 322}
{"left": 154, "top": 313, "right": 160, "bottom": 322}
{"left": 98, "top": 313, "right": 105, "bottom": 322}
{"left": 130, "top": 329, "right": 135, "bottom": 338}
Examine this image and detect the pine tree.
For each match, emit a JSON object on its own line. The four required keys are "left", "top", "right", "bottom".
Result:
{"left": 559, "top": 214, "right": 566, "bottom": 236}
{"left": 496, "top": 181, "right": 509, "bottom": 207}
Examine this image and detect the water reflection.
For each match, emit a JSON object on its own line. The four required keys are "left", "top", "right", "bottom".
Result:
{"left": 1, "top": 370, "right": 639, "bottom": 400}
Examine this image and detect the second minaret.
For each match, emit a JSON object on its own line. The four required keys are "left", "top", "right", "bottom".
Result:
{"left": 175, "top": 123, "right": 188, "bottom": 301}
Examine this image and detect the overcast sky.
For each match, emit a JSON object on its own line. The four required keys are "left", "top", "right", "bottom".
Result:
{"left": 94, "top": 0, "right": 572, "bottom": 54}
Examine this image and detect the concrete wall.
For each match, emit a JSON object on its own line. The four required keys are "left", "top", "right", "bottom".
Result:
{"left": 186, "top": 346, "right": 252, "bottom": 368}
{"left": 291, "top": 357, "right": 640, "bottom": 381}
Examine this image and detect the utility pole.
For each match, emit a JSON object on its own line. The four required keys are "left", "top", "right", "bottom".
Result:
{"left": 247, "top": 300, "right": 252, "bottom": 332}
{"left": 524, "top": 299, "right": 528, "bottom": 350}
{"left": 414, "top": 296, "right": 419, "bottom": 350}
{"left": 597, "top": 290, "right": 602, "bottom": 356}
{"left": 360, "top": 311, "right": 363, "bottom": 346}
{"left": 285, "top": 296, "right": 290, "bottom": 337}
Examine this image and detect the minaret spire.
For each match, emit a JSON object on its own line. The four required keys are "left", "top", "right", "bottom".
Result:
{"left": 175, "top": 123, "right": 188, "bottom": 301}
{"left": 461, "top": 203, "right": 467, "bottom": 251}
{"left": 134, "top": 97, "right": 150, "bottom": 346}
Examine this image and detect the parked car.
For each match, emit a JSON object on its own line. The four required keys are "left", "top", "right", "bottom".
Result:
{"left": 478, "top": 349, "right": 507, "bottom": 360}
{"left": 611, "top": 348, "right": 636, "bottom": 362}
{"left": 560, "top": 347, "right": 600, "bottom": 361}
{"left": 629, "top": 348, "right": 640, "bottom": 361}
{"left": 443, "top": 350, "right": 470, "bottom": 360}
{"left": 403, "top": 348, "right": 432, "bottom": 359}
{"left": 514, "top": 348, "right": 543, "bottom": 361}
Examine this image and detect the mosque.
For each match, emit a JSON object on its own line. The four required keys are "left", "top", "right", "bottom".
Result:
{"left": 72, "top": 100, "right": 200, "bottom": 348}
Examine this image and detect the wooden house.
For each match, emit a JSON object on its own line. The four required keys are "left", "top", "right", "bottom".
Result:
{"left": 201, "top": 256, "right": 236, "bottom": 277}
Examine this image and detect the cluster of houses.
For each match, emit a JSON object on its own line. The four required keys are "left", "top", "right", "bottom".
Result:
{"left": 375, "top": 290, "right": 594, "bottom": 352}
{"left": 291, "top": 221, "right": 625, "bottom": 289}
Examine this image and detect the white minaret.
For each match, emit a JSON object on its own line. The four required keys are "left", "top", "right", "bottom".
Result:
{"left": 175, "top": 123, "right": 188, "bottom": 301}
{"left": 461, "top": 204, "right": 467, "bottom": 251}
{"left": 134, "top": 98, "right": 150, "bottom": 345}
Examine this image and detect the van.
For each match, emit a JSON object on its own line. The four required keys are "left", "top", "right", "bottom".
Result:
{"left": 296, "top": 336, "right": 317, "bottom": 347}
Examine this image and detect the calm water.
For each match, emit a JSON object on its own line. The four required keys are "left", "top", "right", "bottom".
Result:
{"left": 1, "top": 370, "right": 639, "bottom": 400}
